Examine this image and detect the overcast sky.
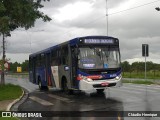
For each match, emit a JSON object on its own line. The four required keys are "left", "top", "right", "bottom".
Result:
{"left": 0, "top": 0, "right": 160, "bottom": 64}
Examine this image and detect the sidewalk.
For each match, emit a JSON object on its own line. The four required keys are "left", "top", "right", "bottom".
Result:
{"left": 0, "top": 87, "right": 28, "bottom": 111}
{"left": 0, "top": 100, "right": 14, "bottom": 111}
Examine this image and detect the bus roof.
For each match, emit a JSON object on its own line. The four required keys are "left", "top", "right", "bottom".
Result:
{"left": 29, "top": 36, "right": 118, "bottom": 58}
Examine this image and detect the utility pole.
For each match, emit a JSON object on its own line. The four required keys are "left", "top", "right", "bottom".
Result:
{"left": 1, "top": 33, "right": 6, "bottom": 85}
{"left": 106, "top": 0, "right": 109, "bottom": 36}
{"left": 142, "top": 44, "right": 149, "bottom": 80}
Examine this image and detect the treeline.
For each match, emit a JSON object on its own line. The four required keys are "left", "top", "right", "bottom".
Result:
{"left": 121, "top": 61, "right": 160, "bottom": 73}
{"left": 7, "top": 60, "right": 160, "bottom": 73}
{"left": 9, "top": 60, "right": 29, "bottom": 72}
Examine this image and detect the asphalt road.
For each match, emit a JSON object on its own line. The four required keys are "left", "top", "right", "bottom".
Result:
{"left": 4, "top": 76, "right": 160, "bottom": 120}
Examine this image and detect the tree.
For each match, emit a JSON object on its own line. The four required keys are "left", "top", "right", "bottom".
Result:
{"left": 121, "top": 61, "right": 130, "bottom": 72}
{"left": 21, "top": 60, "right": 29, "bottom": 72}
{"left": 0, "top": 0, "right": 52, "bottom": 85}
{"left": 9, "top": 60, "right": 29, "bottom": 72}
{"left": 9, "top": 62, "right": 21, "bottom": 72}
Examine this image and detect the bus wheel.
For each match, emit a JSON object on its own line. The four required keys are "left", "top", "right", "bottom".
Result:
{"left": 38, "top": 80, "right": 42, "bottom": 90}
{"left": 38, "top": 78, "right": 44, "bottom": 90}
{"left": 96, "top": 89, "right": 104, "bottom": 94}
{"left": 62, "top": 80, "right": 73, "bottom": 95}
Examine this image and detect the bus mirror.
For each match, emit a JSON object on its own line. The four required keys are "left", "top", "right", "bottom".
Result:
{"left": 64, "top": 66, "right": 69, "bottom": 71}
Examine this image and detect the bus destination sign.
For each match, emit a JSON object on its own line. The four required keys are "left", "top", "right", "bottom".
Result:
{"left": 84, "top": 39, "right": 114, "bottom": 44}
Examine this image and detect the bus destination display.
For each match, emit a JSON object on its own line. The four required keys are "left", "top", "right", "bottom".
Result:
{"left": 84, "top": 39, "right": 114, "bottom": 44}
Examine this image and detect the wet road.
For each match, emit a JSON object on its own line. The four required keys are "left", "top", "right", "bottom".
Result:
{"left": 5, "top": 75, "right": 38, "bottom": 92}
{"left": 5, "top": 76, "right": 160, "bottom": 120}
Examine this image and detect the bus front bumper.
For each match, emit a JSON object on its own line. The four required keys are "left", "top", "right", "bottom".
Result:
{"left": 79, "top": 76, "right": 122, "bottom": 91}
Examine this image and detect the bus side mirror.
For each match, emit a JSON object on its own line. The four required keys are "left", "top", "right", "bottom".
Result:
{"left": 64, "top": 66, "right": 69, "bottom": 71}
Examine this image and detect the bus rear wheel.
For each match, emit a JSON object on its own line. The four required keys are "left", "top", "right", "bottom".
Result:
{"left": 62, "top": 79, "right": 73, "bottom": 95}
{"left": 38, "top": 79, "right": 43, "bottom": 90}
{"left": 38, "top": 77, "right": 48, "bottom": 90}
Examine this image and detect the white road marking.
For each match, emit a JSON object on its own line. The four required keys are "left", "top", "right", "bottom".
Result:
{"left": 29, "top": 96, "right": 54, "bottom": 106}
{"left": 109, "top": 84, "right": 160, "bottom": 95}
{"left": 109, "top": 87, "right": 140, "bottom": 94}
{"left": 123, "top": 84, "right": 160, "bottom": 91}
{"left": 48, "top": 94, "right": 73, "bottom": 103}
{"left": 120, "top": 86, "right": 157, "bottom": 93}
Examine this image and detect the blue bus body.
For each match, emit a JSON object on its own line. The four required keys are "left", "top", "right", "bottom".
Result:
{"left": 29, "top": 36, "right": 122, "bottom": 93}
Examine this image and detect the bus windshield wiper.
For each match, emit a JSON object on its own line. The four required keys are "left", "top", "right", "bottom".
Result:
{"left": 88, "top": 45, "right": 100, "bottom": 57}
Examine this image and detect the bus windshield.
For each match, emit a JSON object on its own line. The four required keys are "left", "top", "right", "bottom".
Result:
{"left": 78, "top": 47, "right": 120, "bottom": 69}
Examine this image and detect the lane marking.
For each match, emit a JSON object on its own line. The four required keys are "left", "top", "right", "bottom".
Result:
{"left": 123, "top": 84, "right": 160, "bottom": 91}
{"left": 48, "top": 94, "right": 74, "bottom": 103}
{"left": 29, "top": 96, "right": 54, "bottom": 106}
{"left": 110, "top": 86, "right": 160, "bottom": 96}
{"left": 120, "top": 86, "right": 158, "bottom": 93}
{"left": 109, "top": 88, "right": 140, "bottom": 94}
{"left": 124, "top": 84, "right": 160, "bottom": 89}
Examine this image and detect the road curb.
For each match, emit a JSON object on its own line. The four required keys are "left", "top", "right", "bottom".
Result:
{"left": 9, "top": 87, "right": 29, "bottom": 111}
{"left": 6, "top": 88, "right": 24, "bottom": 111}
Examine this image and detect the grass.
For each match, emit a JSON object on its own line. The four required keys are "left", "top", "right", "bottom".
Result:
{"left": 0, "top": 117, "right": 19, "bottom": 120}
{"left": 122, "top": 71, "right": 160, "bottom": 79}
{"left": 123, "top": 80, "right": 154, "bottom": 85}
{"left": 0, "top": 84, "right": 22, "bottom": 101}
{"left": 7, "top": 72, "right": 29, "bottom": 78}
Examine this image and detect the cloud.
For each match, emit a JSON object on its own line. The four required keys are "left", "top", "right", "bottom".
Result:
{"left": 1, "top": 0, "right": 160, "bottom": 64}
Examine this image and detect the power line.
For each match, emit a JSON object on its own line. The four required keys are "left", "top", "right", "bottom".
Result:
{"left": 14, "top": 0, "right": 160, "bottom": 44}
{"left": 58, "top": 0, "right": 160, "bottom": 38}
{"left": 109, "top": 0, "right": 160, "bottom": 16}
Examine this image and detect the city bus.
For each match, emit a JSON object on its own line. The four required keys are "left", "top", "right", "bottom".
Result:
{"left": 29, "top": 36, "right": 122, "bottom": 94}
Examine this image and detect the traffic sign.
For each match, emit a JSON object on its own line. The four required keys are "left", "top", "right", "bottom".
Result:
{"left": 142, "top": 44, "right": 149, "bottom": 57}
{"left": 0, "top": 61, "right": 10, "bottom": 70}
{"left": 17, "top": 67, "right": 22, "bottom": 73}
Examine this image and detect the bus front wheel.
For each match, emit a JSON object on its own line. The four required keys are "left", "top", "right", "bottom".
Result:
{"left": 62, "top": 79, "right": 73, "bottom": 95}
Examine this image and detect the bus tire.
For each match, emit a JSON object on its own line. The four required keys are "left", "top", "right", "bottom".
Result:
{"left": 38, "top": 77, "right": 44, "bottom": 90}
{"left": 62, "top": 79, "right": 73, "bottom": 95}
{"left": 96, "top": 89, "right": 104, "bottom": 94}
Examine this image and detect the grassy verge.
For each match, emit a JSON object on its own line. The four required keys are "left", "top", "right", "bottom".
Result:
{"left": 0, "top": 84, "right": 22, "bottom": 101}
{"left": 123, "top": 80, "right": 154, "bottom": 85}
{"left": 122, "top": 72, "right": 160, "bottom": 79}
{"left": 0, "top": 118, "right": 19, "bottom": 120}
{"left": 0, "top": 84, "right": 22, "bottom": 120}
{"left": 7, "top": 73, "right": 29, "bottom": 78}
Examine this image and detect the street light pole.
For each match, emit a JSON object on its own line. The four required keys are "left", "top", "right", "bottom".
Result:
{"left": 1, "top": 33, "right": 6, "bottom": 85}
{"left": 106, "top": 0, "right": 109, "bottom": 36}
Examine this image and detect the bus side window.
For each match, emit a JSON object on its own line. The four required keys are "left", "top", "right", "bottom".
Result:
{"left": 51, "top": 49, "right": 59, "bottom": 66}
{"left": 36, "top": 54, "right": 45, "bottom": 67}
{"left": 61, "top": 46, "right": 68, "bottom": 65}
{"left": 29, "top": 57, "right": 32, "bottom": 70}
{"left": 36, "top": 55, "right": 41, "bottom": 67}
{"left": 41, "top": 53, "right": 45, "bottom": 66}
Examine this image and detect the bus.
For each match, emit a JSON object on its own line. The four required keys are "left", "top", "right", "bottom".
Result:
{"left": 29, "top": 36, "right": 122, "bottom": 94}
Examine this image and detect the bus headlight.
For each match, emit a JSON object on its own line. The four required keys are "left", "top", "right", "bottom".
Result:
{"left": 115, "top": 75, "right": 121, "bottom": 80}
{"left": 86, "top": 78, "right": 93, "bottom": 82}
{"left": 84, "top": 77, "right": 93, "bottom": 82}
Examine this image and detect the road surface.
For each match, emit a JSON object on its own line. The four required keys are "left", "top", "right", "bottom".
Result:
{"left": 4, "top": 76, "right": 160, "bottom": 120}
